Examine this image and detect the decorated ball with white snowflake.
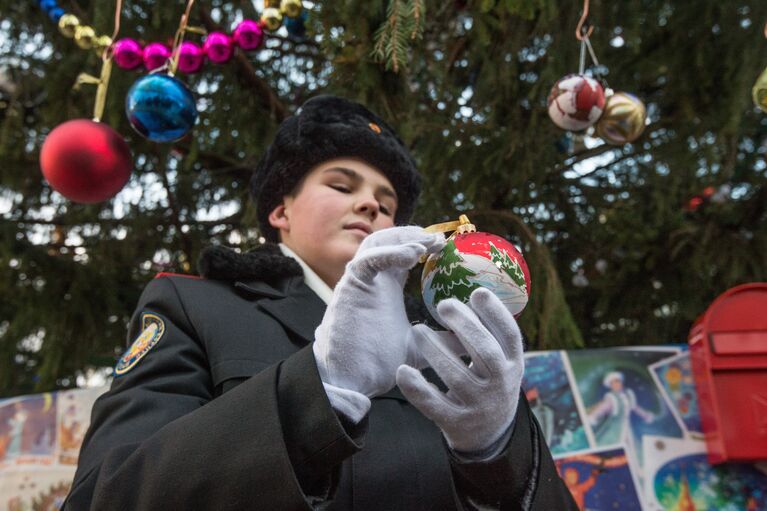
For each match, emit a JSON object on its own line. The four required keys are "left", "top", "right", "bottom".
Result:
{"left": 547, "top": 74, "right": 606, "bottom": 131}
{"left": 421, "top": 231, "right": 532, "bottom": 328}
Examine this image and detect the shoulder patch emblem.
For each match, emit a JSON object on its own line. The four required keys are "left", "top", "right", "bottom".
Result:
{"left": 115, "top": 314, "right": 165, "bottom": 376}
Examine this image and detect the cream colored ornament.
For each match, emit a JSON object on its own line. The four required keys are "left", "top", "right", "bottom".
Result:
{"left": 74, "top": 25, "right": 97, "bottom": 50}
{"left": 753, "top": 66, "right": 767, "bottom": 113}
{"left": 92, "top": 35, "right": 113, "bottom": 55}
{"left": 261, "top": 7, "right": 284, "bottom": 31}
{"left": 595, "top": 92, "right": 647, "bottom": 144}
{"left": 58, "top": 14, "right": 80, "bottom": 38}
{"left": 281, "top": 0, "right": 303, "bottom": 18}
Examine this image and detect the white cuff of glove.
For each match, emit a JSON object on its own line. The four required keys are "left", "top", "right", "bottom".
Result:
{"left": 322, "top": 382, "right": 371, "bottom": 424}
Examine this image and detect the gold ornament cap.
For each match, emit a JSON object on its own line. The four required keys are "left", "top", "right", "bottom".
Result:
{"left": 261, "top": 7, "right": 284, "bottom": 31}
{"left": 58, "top": 14, "right": 81, "bottom": 38}
{"left": 595, "top": 92, "right": 647, "bottom": 145}
{"left": 753, "top": 66, "right": 767, "bottom": 113}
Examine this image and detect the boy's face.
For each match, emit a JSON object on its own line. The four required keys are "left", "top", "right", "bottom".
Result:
{"left": 269, "top": 158, "right": 398, "bottom": 287}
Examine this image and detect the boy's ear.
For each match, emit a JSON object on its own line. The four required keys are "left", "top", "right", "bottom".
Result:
{"left": 268, "top": 203, "right": 290, "bottom": 232}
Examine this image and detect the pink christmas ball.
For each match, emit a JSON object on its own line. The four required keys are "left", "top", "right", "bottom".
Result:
{"left": 143, "top": 42, "right": 171, "bottom": 71}
{"left": 232, "top": 19, "right": 264, "bottom": 51}
{"left": 176, "top": 41, "right": 204, "bottom": 74}
{"left": 112, "top": 38, "right": 143, "bottom": 70}
{"left": 547, "top": 74, "right": 606, "bottom": 131}
{"left": 203, "top": 32, "right": 233, "bottom": 64}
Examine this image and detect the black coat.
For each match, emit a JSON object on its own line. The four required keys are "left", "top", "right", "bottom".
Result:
{"left": 64, "top": 245, "right": 577, "bottom": 510}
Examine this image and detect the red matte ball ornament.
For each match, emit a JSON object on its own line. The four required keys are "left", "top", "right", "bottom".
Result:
{"left": 40, "top": 119, "right": 133, "bottom": 203}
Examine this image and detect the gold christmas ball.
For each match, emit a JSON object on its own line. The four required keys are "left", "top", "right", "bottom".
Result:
{"left": 74, "top": 25, "right": 97, "bottom": 49}
{"left": 92, "top": 35, "right": 113, "bottom": 54}
{"left": 265, "top": 0, "right": 281, "bottom": 6}
{"left": 58, "top": 14, "right": 81, "bottom": 38}
{"left": 595, "top": 92, "right": 647, "bottom": 145}
{"left": 261, "top": 7, "right": 284, "bottom": 31}
{"left": 753, "top": 66, "right": 767, "bottom": 113}
{"left": 281, "top": 0, "right": 303, "bottom": 18}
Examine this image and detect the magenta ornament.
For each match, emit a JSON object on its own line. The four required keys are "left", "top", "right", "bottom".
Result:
{"left": 232, "top": 19, "right": 264, "bottom": 51}
{"left": 176, "top": 41, "right": 204, "bottom": 74}
{"left": 113, "top": 38, "right": 143, "bottom": 70}
{"left": 143, "top": 42, "right": 171, "bottom": 71}
{"left": 203, "top": 32, "right": 234, "bottom": 64}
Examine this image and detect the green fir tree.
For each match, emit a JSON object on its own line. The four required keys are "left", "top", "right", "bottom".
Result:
{"left": 489, "top": 242, "right": 527, "bottom": 292}
{"left": 430, "top": 239, "right": 479, "bottom": 304}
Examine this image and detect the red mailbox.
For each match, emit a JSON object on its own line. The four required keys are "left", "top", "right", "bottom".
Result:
{"left": 688, "top": 283, "right": 767, "bottom": 464}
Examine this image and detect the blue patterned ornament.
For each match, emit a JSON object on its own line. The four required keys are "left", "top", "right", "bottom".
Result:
{"left": 125, "top": 74, "right": 197, "bottom": 143}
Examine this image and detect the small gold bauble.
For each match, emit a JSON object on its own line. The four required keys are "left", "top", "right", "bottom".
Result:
{"left": 595, "top": 92, "right": 647, "bottom": 145}
{"left": 753, "top": 66, "right": 767, "bottom": 113}
{"left": 264, "top": 0, "right": 281, "bottom": 6}
{"left": 261, "top": 7, "right": 284, "bottom": 31}
{"left": 58, "top": 14, "right": 81, "bottom": 38}
{"left": 280, "top": 0, "right": 303, "bottom": 18}
{"left": 92, "top": 35, "right": 113, "bottom": 54}
{"left": 74, "top": 25, "right": 97, "bottom": 50}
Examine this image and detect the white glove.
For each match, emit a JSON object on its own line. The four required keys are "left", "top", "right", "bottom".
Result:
{"left": 313, "top": 226, "right": 445, "bottom": 422}
{"left": 396, "top": 287, "right": 525, "bottom": 457}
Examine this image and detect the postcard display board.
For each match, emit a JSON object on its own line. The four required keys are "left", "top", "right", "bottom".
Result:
{"left": 2, "top": 346, "right": 767, "bottom": 510}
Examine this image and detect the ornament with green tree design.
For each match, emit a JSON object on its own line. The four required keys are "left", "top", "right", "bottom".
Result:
{"left": 422, "top": 231, "right": 531, "bottom": 328}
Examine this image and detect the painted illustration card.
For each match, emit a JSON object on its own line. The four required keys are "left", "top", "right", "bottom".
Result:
{"left": 1, "top": 468, "right": 75, "bottom": 511}
{"left": 648, "top": 352, "right": 702, "bottom": 436}
{"left": 566, "top": 347, "right": 683, "bottom": 470}
{"left": 0, "top": 393, "right": 57, "bottom": 470}
{"left": 523, "top": 351, "right": 589, "bottom": 455}
{"left": 57, "top": 387, "right": 104, "bottom": 465}
{"left": 555, "top": 446, "right": 643, "bottom": 510}
{"left": 642, "top": 435, "right": 767, "bottom": 510}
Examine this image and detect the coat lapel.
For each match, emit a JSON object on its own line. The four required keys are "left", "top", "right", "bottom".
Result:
{"left": 248, "top": 276, "right": 327, "bottom": 346}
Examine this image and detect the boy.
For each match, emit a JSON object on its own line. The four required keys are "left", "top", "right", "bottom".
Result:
{"left": 64, "top": 95, "right": 576, "bottom": 510}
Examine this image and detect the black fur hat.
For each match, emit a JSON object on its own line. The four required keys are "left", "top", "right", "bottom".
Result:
{"left": 250, "top": 95, "right": 422, "bottom": 242}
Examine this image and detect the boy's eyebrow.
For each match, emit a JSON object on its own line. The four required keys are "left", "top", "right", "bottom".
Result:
{"left": 324, "top": 167, "right": 398, "bottom": 201}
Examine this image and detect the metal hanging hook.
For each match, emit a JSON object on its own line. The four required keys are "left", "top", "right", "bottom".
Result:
{"left": 575, "top": 0, "right": 594, "bottom": 41}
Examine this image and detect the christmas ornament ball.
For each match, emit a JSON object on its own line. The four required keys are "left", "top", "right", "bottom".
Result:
{"left": 126, "top": 74, "right": 198, "bottom": 143}
{"left": 74, "top": 25, "right": 96, "bottom": 49}
{"left": 753, "top": 66, "right": 767, "bottom": 113}
{"left": 285, "top": 11, "right": 307, "bottom": 39}
{"left": 595, "top": 92, "right": 647, "bottom": 144}
{"left": 40, "top": 119, "right": 132, "bottom": 203}
{"left": 203, "top": 32, "right": 234, "bottom": 64}
{"left": 143, "top": 42, "right": 171, "bottom": 71}
{"left": 261, "top": 7, "right": 284, "bottom": 32}
{"left": 421, "top": 231, "right": 531, "bottom": 328}
{"left": 57, "top": 14, "right": 80, "bottom": 38}
{"left": 232, "top": 19, "right": 264, "bottom": 50}
{"left": 176, "top": 41, "right": 204, "bottom": 74}
{"left": 92, "top": 35, "right": 113, "bottom": 55}
{"left": 113, "top": 38, "right": 144, "bottom": 70}
{"left": 547, "top": 74, "right": 606, "bottom": 131}
{"left": 281, "top": 0, "right": 303, "bottom": 18}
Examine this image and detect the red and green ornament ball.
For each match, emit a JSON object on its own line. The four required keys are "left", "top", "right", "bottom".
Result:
{"left": 421, "top": 231, "right": 532, "bottom": 328}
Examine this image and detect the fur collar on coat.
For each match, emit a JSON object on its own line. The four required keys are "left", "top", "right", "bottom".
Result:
{"left": 197, "top": 244, "right": 302, "bottom": 283}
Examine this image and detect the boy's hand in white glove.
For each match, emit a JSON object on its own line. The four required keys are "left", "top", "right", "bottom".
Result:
{"left": 396, "top": 287, "right": 525, "bottom": 457}
{"left": 313, "top": 226, "right": 445, "bottom": 421}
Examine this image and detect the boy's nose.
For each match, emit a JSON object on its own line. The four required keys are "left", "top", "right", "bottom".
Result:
{"left": 354, "top": 196, "right": 379, "bottom": 220}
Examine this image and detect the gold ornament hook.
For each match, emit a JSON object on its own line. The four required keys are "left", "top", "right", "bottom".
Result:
{"left": 420, "top": 215, "right": 477, "bottom": 262}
